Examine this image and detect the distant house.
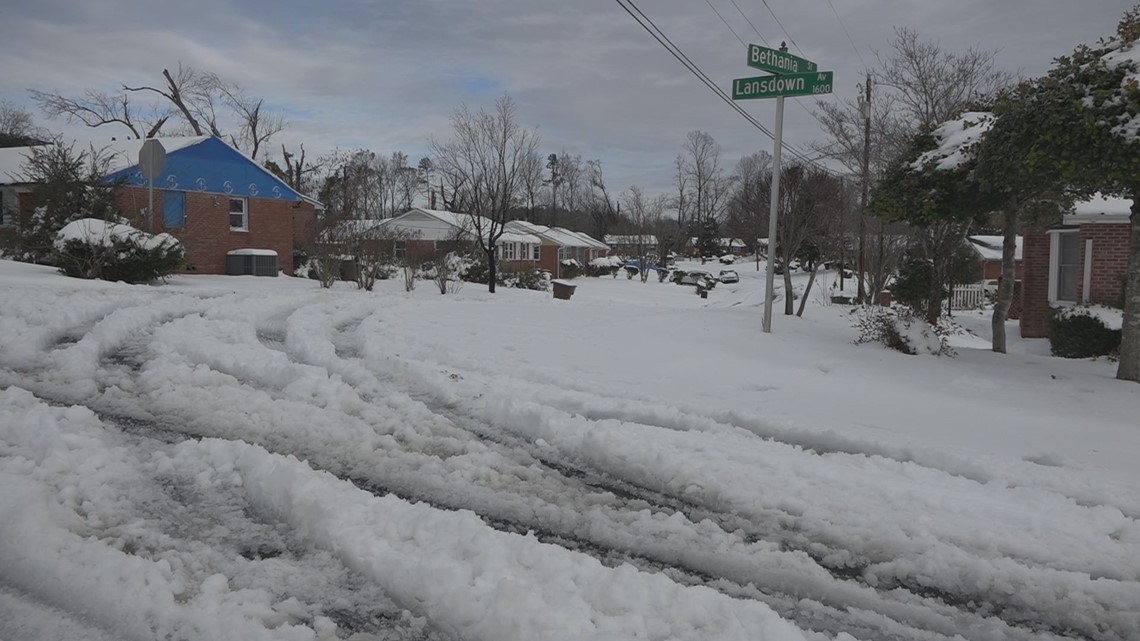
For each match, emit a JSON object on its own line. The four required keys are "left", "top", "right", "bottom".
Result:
{"left": 0, "top": 136, "right": 319, "bottom": 276}
{"left": 380, "top": 208, "right": 541, "bottom": 270}
{"left": 967, "top": 235, "right": 1023, "bottom": 280}
{"left": 604, "top": 234, "right": 658, "bottom": 257}
{"left": 685, "top": 237, "right": 747, "bottom": 256}
{"left": 1020, "top": 195, "right": 1131, "bottom": 338}
{"left": 509, "top": 221, "right": 608, "bottom": 278}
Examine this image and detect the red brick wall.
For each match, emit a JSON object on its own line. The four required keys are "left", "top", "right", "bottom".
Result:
{"left": 1019, "top": 231, "right": 1051, "bottom": 338}
{"left": 1019, "top": 223, "right": 1130, "bottom": 338}
{"left": 1080, "top": 223, "right": 1130, "bottom": 305}
{"left": 116, "top": 187, "right": 314, "bottom": 275}
{"left": 981, "top": 258, "right": 1023, "bottom": 280}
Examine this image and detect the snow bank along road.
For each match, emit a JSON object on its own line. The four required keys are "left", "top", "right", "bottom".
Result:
{"left": 1, "top": 280, "right": 1138, "bottom": 641}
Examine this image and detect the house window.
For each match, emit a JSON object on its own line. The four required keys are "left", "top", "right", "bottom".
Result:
{"left": 502, "top": 242, "right": 517, "bottom": 260}
{"left": 229, "top": 197, "right": 248, "bottom": 231}
{"left": 0, "top": 190, "right": 7, "bottom": 227}
{"left": 1055, "top": 232, "right": 1080, "bottom": 302}
{"left": 394, "top": 240, "right": 406, "bottom": 259}
{"left": 532, "top": 244, "right": 540, "bottom": 260}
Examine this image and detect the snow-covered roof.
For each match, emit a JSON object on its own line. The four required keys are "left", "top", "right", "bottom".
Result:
{"left": 605, "top": 234, "right": 657, "bottom": 245}
{"left": 394, "top": 208, "right": 540, "bottom": 245}
{"left": 1067, "top": 194, "right": 1132, "bottom": 222}
{"left": 912, "top": 112, "right": 995, "bottom": 171}
{"left": 564, "top": 230, "right": 609, "bottom": 250}
{"left": 967, "top": 235, "right": 1022, "bottom": 261}
{"left": 0, "top": 137, "right": 207, "bottom": 184}
{"left": 507, "top": 220, "right": 596, "bottom": 248}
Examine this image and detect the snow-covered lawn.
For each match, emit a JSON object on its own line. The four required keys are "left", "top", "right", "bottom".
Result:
{"left": 1, "top": 258, "right": 1137, "bottom": 641}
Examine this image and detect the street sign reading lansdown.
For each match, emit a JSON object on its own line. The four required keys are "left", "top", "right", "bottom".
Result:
{"left": 732, "top": 71, "right": 834, "bottom": 100}
{"left": 747, "top": 44, "right": 817, "bottom": 75}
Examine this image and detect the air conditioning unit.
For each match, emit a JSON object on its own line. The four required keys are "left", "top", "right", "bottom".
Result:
{"left": 226, "top": 249, "right": 279, "bottom": 276}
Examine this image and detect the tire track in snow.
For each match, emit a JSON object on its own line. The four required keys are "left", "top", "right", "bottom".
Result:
{"left": 291, "top": 301, "right": 1096, "bottom": 641}
{"left": 3, "top": 293, "right": 1129, "bottom": 641}
{"left": 340, "top": 307, "right": 1135, "bottom": 641}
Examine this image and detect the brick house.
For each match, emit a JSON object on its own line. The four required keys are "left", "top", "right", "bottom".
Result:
{"left": 604, "top": 234, "right": 657, "bottom": 257}
{"left": 509, "top": 221, "right": 609, "bottom": 278}
{"left": 0, "top": 136, "right": 318, "bottom": 275}
{"left": 377, "top": 208, "right": 542, "bottom": 270}
{"left": 1020, "top": 195, "right": 1132, "bottom": 338}
{"left": 967, "top": 235, "right": 1023, "bottom": 281}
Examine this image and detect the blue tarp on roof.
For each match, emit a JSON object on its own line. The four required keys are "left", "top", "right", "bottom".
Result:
{"left": 104, "top": 137, "right": 304, "bottom": 201}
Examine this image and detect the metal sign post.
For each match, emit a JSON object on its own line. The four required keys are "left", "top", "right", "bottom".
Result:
{"left": 731, "top": 42, "right": 832, "bottom": 333}
{"left": 763, "top": 93, "right": 784, "bottom": 333}
{"left": 138, "top": 139, "right": 166, "bottom": 231}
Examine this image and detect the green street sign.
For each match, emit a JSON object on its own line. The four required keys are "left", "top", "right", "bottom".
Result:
{"left": 732, "top": 71, "right": 834, "bottom": 100}
{"left": 747, "top": 44, "right": 817, "bottom": 74}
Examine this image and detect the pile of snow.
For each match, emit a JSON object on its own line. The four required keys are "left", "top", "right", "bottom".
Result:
{"left": 54, "top": 218, "right": 180, "bottom": 252}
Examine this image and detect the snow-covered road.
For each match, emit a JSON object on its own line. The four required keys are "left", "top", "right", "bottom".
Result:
{"left": 1, "top": 264, "right": 1138, "bottom": 641}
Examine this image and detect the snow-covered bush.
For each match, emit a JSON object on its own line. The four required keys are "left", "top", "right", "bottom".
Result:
{"left": 504, "top": 267, "right": 549, "bottom": 291}
{"left": 1047, "top": 305, "right": 1122, "bottom": 358}
{"left": 853, "top": 306, "right": 954, "bottom": 356}
{"left": 53, "top": 218, "right": 185, "bottom": 283}
{"left": 587, "top": 256, "right": 622, "bottom": 277}
{"left": 559, "top": 258, "right": 582, "bottom": 279}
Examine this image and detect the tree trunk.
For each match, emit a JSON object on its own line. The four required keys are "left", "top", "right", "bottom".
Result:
{"left": 783, "top": 267, "right": 794, "bottom": 315}
{"left": 1116, "top": 195, "right": 1140, "bottom": 382}
{"left": 991, "top": 208, "right": 1018, "bottom": 354}
{"left": 487, "top": 245, "right": 497, "bottom": 294}
{"left": 926, "top": 260, "right": 944, "bottom": 326}
{"left": 796, "top": 264, "right": 819, "bottom": 317}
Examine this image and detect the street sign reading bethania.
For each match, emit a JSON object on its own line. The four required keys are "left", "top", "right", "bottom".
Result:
{"left": 747, "top": 44, "right": 818, "bottom": 75}
{"left": 732, "top": 71, "right": 834, "bottom": 100}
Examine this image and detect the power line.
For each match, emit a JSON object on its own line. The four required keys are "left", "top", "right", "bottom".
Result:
{"left": 703, "top": 0, "right": 746, "bottom": 48}
{"left": 614, "top": 0, "right": 832, "bottom": 172}
{"left": 727, "top": 0, "right": 769, "bottom": 47}
{"left": 824, "top": 0, "right": 868, "bottom": 69}
{"left": 759, "top": 0, "right": 803, "bottom": 57}
{"left": 713, "top": 0, "right": 835, "bottom": 147}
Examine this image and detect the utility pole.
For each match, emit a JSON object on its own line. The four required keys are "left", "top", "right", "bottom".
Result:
{"left": 857, "top": 74, "right": 872, "bottom": 303}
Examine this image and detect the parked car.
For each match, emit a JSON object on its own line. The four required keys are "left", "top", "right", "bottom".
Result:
{"left": 677, "top": 269, "right": 717, "bottom": 288}
{"left": 719, "top": 255, "right": 736, "bottom": 265}
{"left": 718, "top": 269, "right": 740, "bottom": 283}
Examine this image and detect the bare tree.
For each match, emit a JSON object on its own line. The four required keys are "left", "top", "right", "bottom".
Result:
{"left": 519, "top": 150, "right": 544, "bottom": 221}
{"left": 31, "top": 64, "right": 285, "bottom": 158}
{"left": 586, "top": 159, "right": 619, "bottom": 241}
{"left": 671, "top": 153, "right": 690, "bottom": 255}
{"left": 621, "top": 186, "right": 665, "bottom": 283}
{"left": 875, "top": 27, "right": 1014, "bottom": 131}
{"left": 0, "top": 100, "right": 51, "bottom": 147}
{"left": 724, "top": 151, "right": 772, "bottom": 270}
{"left": 429, "top": 95, "right": 540, "bottom": 293}
{"left": 770, "top": 164, "right": 844, "bottom": 316}
{"left": 681, "top": 131, "right": 734, "bottom": 230}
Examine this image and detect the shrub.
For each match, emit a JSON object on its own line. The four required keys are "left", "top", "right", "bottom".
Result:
{"left": 505, "top": 267, "right": 549, "bottom": 291}
{"left": 1047, "top": 306, "right": 1122, "bottom": 358}
{"left": 53, "top": 218, "right": 185, "bottom": 283}
{"left": 559, "top": 259, "right": 582, "bottom": 279}
{"left": 853, "top": 306, "right": 954, "bottom": 356}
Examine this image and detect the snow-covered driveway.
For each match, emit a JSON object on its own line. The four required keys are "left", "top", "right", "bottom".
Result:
{"left": 1, "top": 263, "right": 1137, "bottom": 641}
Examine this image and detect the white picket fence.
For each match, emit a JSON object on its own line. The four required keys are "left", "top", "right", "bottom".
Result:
{"left": 952, "top": 283, "right": 987, "bottom": 310}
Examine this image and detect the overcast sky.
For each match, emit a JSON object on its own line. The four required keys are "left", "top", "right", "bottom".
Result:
{"left": 0, "top": 0, "right": 1131, "bottom": 197}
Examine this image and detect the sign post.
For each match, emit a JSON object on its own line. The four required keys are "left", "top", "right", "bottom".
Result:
{"left": 138, "top": 139, "right": 166, "bottom": 231}
{"left": 730, "top": 43, "right": 832, "bottom": 333}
